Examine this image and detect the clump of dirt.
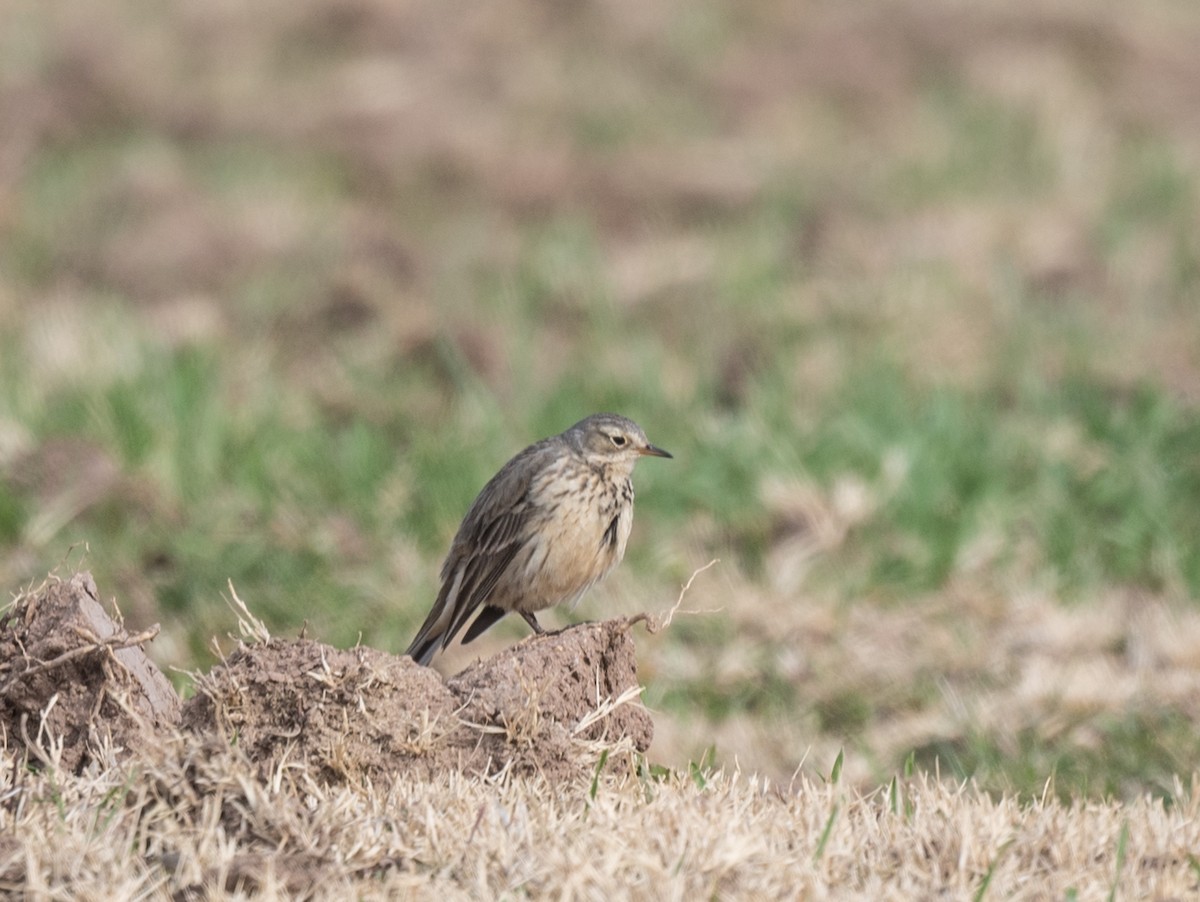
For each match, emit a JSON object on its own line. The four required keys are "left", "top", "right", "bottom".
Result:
{"left": 0, "top": 572, "right": 180, "bottom": 773}
{"left": 0, "top": 570, "right": 655, "bottom": 785}
{"left": 181, "top": 641, "right": 461, "bottom": 783}
{"left": 182, "top": 620, "right": 653, "bottom": 785}
{"left": 449, "top": 619, "right": 653, "bottom": 749}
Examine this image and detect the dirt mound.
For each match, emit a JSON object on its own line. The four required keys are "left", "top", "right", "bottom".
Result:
{"left": 182, "top": 620, "right": 653, "bottom": 784}
{"left": 0, "top": 572, "right": 180, "bottom": 773}
{"left": 1, "top": 572, "right": 654, "bottom": 784}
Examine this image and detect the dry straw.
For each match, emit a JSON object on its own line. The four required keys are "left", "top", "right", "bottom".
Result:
{"left": 2, "top": 732, "right": 1199, "bottom": 899}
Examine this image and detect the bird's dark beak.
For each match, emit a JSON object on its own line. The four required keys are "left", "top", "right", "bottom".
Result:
{"left": 640, "top": 442, "right": 673, "bottom": 459}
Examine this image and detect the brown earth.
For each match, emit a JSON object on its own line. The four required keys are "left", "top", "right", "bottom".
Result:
{"left": 0, "top": 571, "right": 179, "bottom": 773}
{"left": 0, "top": 571, "right": 653, "bottom": 784}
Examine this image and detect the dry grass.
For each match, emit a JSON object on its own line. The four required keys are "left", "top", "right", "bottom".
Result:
{"left": 3, "top": 736, "right": 1198, "bottom": 899}
{"left": 647, "top": 557, "right": 1200, "bottom": 792}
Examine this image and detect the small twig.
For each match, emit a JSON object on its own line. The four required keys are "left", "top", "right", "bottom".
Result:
{"left": 627, "top": 559, "right": 721, "bottom": 635}
{"left": 0, "top": 625, "right": 160, "bottom": 696}
{"left": 464, "top": 802, "right": 488, "bottom": 849}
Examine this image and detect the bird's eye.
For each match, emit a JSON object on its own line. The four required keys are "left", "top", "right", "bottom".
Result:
{"left": 611, "top": 435, "right": 627, "bottom": 447}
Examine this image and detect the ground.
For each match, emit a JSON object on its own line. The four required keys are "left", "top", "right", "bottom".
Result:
{"left": 1, "top": 572, "right": 652, "bottom": 785}
{"left": 3, "top": 573, "right": 1200, "bottom": 898}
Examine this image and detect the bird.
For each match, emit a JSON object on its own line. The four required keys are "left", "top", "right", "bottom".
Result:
{"left": 405, "top": 413, "right": 672, "bottom": 666}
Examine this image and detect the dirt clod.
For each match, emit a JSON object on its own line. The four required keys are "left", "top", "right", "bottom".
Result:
{"left": 181, "top": 641, "right": 462, "bottom": 783}
{"left": 449, "top": 619, "right": 654, "bottom": 750}
{"left": 0, "top": 572, "right": 180, "bottom": 773}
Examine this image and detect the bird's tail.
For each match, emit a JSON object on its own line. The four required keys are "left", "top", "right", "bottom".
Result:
{"left": 404, "top": 631, "right": 440, "bottom": 666}
{"left": 405, "top": 559, "right": 512, "bottom": 664}
{"left": 405, "top": 603, "right": 508, "bottom": 665}
{"left": 404, "top": 599, "right": 453, "bottom": 666}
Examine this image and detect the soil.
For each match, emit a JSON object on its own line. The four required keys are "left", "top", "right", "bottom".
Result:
{"left": 0, "top": 571, "right": 653, "bottom": 783}
{"left": 0, "top": 572, "right": 179, "bottom": 773}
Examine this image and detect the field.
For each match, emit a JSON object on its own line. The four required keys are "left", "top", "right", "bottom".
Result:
{"left": 2, "top": 0, "right": 1200, "bottom": 896}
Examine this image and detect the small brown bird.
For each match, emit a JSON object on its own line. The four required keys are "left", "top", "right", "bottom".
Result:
{"left": 405, "top": 413, "right": 672, "bottom": 666}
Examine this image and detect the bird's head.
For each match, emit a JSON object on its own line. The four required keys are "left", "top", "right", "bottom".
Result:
{"left": 567, "top": 413, "right": 672, "bottom": 474}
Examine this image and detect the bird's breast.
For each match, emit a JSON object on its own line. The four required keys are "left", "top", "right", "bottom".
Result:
{"left": 508, "top": 473, "right": 634, "bottom": 612}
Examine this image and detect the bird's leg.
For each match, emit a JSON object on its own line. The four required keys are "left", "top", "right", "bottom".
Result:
{"left": 521, "top": 612, "right": 545, "bottom": 634}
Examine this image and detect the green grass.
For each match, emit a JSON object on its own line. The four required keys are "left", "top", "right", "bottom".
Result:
{"left": 912, "top": 709, "right": 1200, "bottom": 803}
{"left": 797, "top": 369, "right": 1200, "bottom": 597}
{"left": 3, "top": 306, "right": 1199, "bottom": 649}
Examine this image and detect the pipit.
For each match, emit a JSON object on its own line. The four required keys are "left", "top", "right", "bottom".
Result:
{"left": 405, "top": 413, "right": 672, "bottom": 666}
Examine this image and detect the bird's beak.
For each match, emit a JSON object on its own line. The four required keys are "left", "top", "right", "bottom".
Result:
{"left": 640, "top": 442, "right": 673, "bottom": 459}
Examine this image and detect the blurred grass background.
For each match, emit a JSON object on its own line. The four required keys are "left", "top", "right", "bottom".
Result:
{"left": 2, "top": 0, "right": 1199, "bottom": 799}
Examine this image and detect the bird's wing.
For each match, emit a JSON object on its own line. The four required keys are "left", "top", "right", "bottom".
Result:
{"left": 441, "top": 534, "right": 523, "bottom": 642}
{"left": 406, "top": 529, "right": 524, "bottom": 664}
{"left": 406, "top": 441, "right": 558, "bottom": 661}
